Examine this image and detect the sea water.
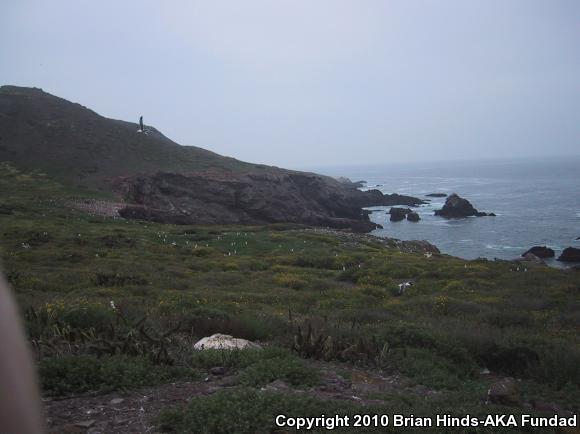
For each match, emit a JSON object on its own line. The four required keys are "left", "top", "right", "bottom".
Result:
{"left": 315, "top": 157, "right": 580, "bottom": 263}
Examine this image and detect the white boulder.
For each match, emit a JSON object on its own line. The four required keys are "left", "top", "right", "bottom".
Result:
{"left": 193, "top": 333, "right": 262, "bottom": 351}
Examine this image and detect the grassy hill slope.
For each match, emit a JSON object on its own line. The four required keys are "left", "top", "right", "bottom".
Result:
{"left": 0, "top": 85, "right": 259, "bottom": 188}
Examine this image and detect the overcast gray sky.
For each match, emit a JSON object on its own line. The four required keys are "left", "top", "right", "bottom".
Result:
{"left": 1, "top": 1, "right": 579, "bottom": 168}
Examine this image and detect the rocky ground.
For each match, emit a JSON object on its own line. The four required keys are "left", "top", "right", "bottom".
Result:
{"left": 42, "top": 361, "right": 466, "bottom": 433}
{"left": 44, "top": 357, "right": 576, "bottom": 434}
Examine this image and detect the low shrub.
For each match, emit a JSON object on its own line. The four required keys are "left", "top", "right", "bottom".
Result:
{"left": 274, "top": 272, "right": 307, "bottom": 290}
{"left": 156, "top": 387, "right": 386, "bottom": 434}
{"left": 39, "top": 355, "right": 193, "bottom": 396}
{"left": 93, "top": 271, "right": 148, "bottom": 287}
{"left": 239, "top": 355, "right": 318, "bottom": 387}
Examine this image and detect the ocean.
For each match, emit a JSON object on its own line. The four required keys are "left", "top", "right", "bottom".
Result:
{"left": 315, "top": 157, "right": 580, "bottom": 264}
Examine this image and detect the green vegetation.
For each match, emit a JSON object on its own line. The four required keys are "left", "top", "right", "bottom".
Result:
{"left": 40, "top": 355, "right": 195, "bottom": 396}
{"left": 155, "top": 387, "right": 535, "bottom": 434}
{"left": 0, "top": 86, "right": 258, "bottom": 189}
{"left": 1, "top": 163, "right": 579, "bottom": 430}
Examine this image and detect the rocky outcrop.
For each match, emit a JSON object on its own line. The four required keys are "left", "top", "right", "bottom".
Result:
{"left": 426, "top": 193, "right": 447, "bottom": 198}
{"left": 193, "top": 334, "right": 262, "bottom": 350}
{"left": 336, "top": 177, "right": 366, "bottom": 189}
{"left": 389, "top": 207, "right": 412, "bottom": 222}
{"left": 116, "top": 170, "right": 425, "bottom": 233}
{"left": 406, "top": 212, "right": 420, "bottom": 222}
{"left": 557, "top": 247, "right": 580, "bottom": 262}
{"left": 521, "top": 253, "right": 544, "bottom": 264}
{"left": 522, "top": 246, "right": 555, "bottom": 259}
{"left": 303, "top": 228, "right": 440, "bottom": 254}
{"left": 0, "top": 86, "right": 426, "bottom": 233}
{"left": 434, "top": 193, "right": 493, "bottom": 218}
{"left": 353, "top": 189, "right": 425, "bottom": 208}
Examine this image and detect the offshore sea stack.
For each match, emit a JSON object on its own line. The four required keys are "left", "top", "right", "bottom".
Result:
{"left": 522, "top": 246, "right": 555, "bottom": 259}
{"left": 389, "top": 207, "right": 412, "bottom": 222}
{"left": 406, "top": 211, "right": 420, "bottom": 222}
{"left": 557, "top": 247, "right": 580, "bottom": 263}
{"left": 434, "top": 193, "right": 494, "bottom": 218}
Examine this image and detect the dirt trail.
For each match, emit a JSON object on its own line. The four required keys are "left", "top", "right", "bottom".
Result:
{"left": 45, "top": 376, "right": 237, "bottom": 434}
{"left": 44, "top": 362, "right": 440, "bottom": 433}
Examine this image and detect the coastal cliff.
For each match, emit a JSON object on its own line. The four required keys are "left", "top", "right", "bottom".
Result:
{"left": 0, "top": 85, "right": 423, "bottom": 232}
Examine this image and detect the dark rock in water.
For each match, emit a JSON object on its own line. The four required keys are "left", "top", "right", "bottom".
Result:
{"left": 406, "top": 212, "right": 420, "bottom": 222}
{"left": 557, "top": 247, "right": 580, "bottom": 262}
{"left": 389, "top": 207, "right": 412, "bottom": 222}
{"left": 426, "top": 193, "right": 447, "bottom": 197}
{"left": 434, "top": 193, "right": 493, "bottom": 218}
{"left": 522, "top": 246, "right": 555, "bottom": 259}
{"left": 576, "top": 236, "right": 580, "bottom": 240}
{"left": 389, "top": 207, "right": 412, "bottom": 215}
{"left": 357, "top": 190, "right": 425, "bottom": 207}
{"left": 488, "top": 212, "right": 496, "bottom": 216}
{"left": 435, "top": 194, "right": 477, "bottom": 218}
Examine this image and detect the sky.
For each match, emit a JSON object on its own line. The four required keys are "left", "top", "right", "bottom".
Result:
{"left": 1, "top": 1, "right": 579, "bottom": 169}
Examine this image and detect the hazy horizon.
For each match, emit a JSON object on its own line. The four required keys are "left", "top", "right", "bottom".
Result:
{"left": 2, "top": 1, "right": 579, "bottom": 168}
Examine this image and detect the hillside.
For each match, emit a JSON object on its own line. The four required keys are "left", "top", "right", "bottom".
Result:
{"left": 0, "top": 86, "right": 257, "bottom": 185}
{"left": 0, "top": 85, "right": 424, "bottom": 231}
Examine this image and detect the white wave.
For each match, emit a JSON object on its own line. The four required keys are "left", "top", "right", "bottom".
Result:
{"left": 485, "top": 244, "right": 524, "bottom": 250}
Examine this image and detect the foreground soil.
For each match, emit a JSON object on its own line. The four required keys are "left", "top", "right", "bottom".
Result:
{"left": 44, "top": 360, "right": 446, "bottom": 433}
